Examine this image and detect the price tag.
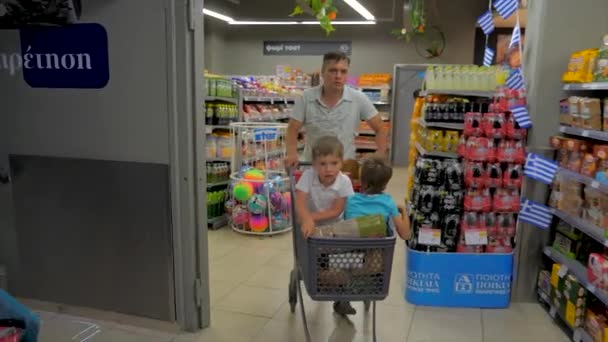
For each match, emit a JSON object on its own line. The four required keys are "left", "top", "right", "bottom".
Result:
{"left": 558, "top": 265, "right": 569, "bottom": 278}
{"left": 582, "top": 130, "right": 590, "bottom": 137}
{"left": 560, "top": 126, "right": 567, "bottom": 133}
{"left": 549, "top": 306, "right": 557, "bottom": 318}
{"left": 592, "top": 181, "right": 600, "bottom": 189}
{"left": 464, "top": 229, "right": 488, "bottom": 245}
{"left": 284, "top": 98, "right": 288, "bottom": 104}
{"left": 418, "top": 228, "right": 442, "bottom": 246}
{"left": 270, "top": 98, "right": 275, "bottom": 104}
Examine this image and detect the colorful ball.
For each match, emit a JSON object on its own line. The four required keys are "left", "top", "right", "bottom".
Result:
{"left": 232, "top": 205, "right": 249, "bottom": 225}
{"left": 248, "top": 194, "right": 268, "bottom": 215}
{"left": 250, "top": 215, "right": 269, "bottom": 232}
{"left": 271, "top": 175, "right": 284, "bottom": 191}
{"left": 243, "top": 169, "right": 264, "bottom": 181}
{"left": 272, "top": 214, "right": 289, "bottom": 230}
{"left": 262, "top": 181, "right": 275, "bottom": 195}
{"left": 270, "top": 191, "right": 286, "bottom": 212}
{"left": 239, "top": 166, "right": 252, "bottom": 177}
{"left": 233, "top": 182, "right": 254, "bottom": 202}
{"left": 224, "top": 199, "right": 236, "bottom": 215}
{"left": 283, "top": 192, "right": 292, "bottom": 209}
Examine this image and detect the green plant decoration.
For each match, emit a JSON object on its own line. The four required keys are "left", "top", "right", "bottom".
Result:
{"left": 391, "top": 0, "right": 445, "bottom": 59}
{"left": 290, "top": 0, "right": 337, "bottom": 35}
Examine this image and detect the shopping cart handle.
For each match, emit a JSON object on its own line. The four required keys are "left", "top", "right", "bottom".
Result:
{"left": 0, "top": 319, "right": 25, "bottom": 329}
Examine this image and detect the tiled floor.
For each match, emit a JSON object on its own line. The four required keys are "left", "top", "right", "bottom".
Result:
{"left": 32, "top": 167, "right": 570, "bottom": 341}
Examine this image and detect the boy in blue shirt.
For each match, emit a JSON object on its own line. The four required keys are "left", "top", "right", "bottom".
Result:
{"left": 344, "top": 157, "right": 411, "bottom": 240}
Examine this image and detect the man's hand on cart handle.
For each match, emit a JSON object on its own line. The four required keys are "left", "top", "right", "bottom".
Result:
{"left": 397, "top": 205, "right": 407, "bottom": 216}
{"left": 285, "top": 153, "right": 299, "bottom": 168}
{"left": 301, "top": 218, "right": 315, "bottom": 238}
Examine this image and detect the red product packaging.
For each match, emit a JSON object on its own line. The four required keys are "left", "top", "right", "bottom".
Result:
{"left": 503, "top": 164, "right": 523, "bottom": 189}
{"left": 497, "top": 213, "right": 517, "bottom": 237}
{"left": 456, "top": 243, "right": 484, "bottom": 253}
{"left": 458, "top": 134, "right": 467, "bottom": 158}
{"left": 466, "top": 137, "right": 496, "bottom": 162}
{"left": 589, "top": 253, "right": 608, "bottom": 292}
{"left": 496, "top": 140, "right": 526, "bottom": 164}
{"left": 482, "top": 112, "right": 507, "bottom": 139}
{"left": 486, "top": 163, "right": 503, "bottom": 188}
{"left": 461, "top": 212, "right": 480, "bottom": 230}
{"left": 493, "top": 188, "right": 521, "bottom": 212}
{"left": 480, "top": 212, "right": 498, "bottom": 236}
{"left": 464, "top": 112, "right": 483, "bottom": 137}
{"left": 507, "top": 114, "right": 528, "bottom": 140}
{"left": 464, "top": 162, "right": 487, "bottom": 188}
{"left": 486, "top": 237, "right": 513, "bottom": 253}
{"left": 464, "top": 189, "right": 492, "bottom": 212}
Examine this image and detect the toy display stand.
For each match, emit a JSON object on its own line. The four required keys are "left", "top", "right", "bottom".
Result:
{"left": 228, "top": 122, "right": 292, "bottom": 236}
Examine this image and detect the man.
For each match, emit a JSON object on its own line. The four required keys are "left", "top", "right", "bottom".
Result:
{"left": 285, "top": 52, "right": 389, "bottom": 166}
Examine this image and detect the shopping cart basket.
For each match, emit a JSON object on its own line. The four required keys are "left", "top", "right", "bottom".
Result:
{"left": 287, "top": 163, "right": 396, "bottom": 342}
{"left": 0, "top": 320, "right": 24, "bottom": 342}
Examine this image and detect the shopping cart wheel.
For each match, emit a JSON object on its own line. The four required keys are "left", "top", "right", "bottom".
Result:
{"left": 364, "top": 301, "right": 371, "bottom": 312}
{"left": 289, "top": 269, "right": 298, "bottom": 313}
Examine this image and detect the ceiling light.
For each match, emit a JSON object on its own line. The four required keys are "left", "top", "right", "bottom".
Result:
{"left": 229, "top": 21, "right": 300, "bottom": 25}
{"left": 343, "top": 0, "right": 375, "bottom": 21}
{"left": 202, "top": 8, "right": 234, "bottom": 23}
{"left": 301, "top": 21, "right": 376, "bottom": 25}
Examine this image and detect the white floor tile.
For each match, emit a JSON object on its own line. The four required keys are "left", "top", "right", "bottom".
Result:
{"left": 173, "top": 309, "right": 268, "bottom": 342}
{"left": 215, "top": 284, "right": 286, "bottom": 318}
{"left": 407, "top": 307, "right": 483, "bottom": 342}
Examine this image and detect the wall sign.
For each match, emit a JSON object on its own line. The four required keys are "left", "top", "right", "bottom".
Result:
{"left": 19, "top": 23, "right": 109, "bottom": 89}
{"left": 263, "top": 41, "right": 352, "bottom": 56}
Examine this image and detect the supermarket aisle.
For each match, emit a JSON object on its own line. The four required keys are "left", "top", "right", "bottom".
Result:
{"left": 31, "top": 167, "right": 569, "bottom": 341}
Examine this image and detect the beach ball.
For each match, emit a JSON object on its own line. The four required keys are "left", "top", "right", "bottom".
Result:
{"left": 250, "top": 215, "right": 269, "bottom": 232}
{"left": 232, "top": 205, "right": 249, "bottom": 225}
{"left": 248, "top": 194, "right": 268, "bottom": 215}
{"left": 269, "top": 191, "right": 286, "bottom": 212}
{"left": 243, "top": 168, "right": 264, "bottom": 181}
{"left": 272, "top": 213, "right": 289, "bottom": 230}
{"left": 233, "top": 182, "right": 254, "bottom": 202}
{"left": 238, "top": 165, "right": 252, "bottom": 177}
{"left": 271, "top": 175, "right": 284, "bottom": 191}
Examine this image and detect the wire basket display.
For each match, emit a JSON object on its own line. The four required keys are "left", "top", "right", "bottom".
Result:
{"left": 227, "top": 122, "right": 292, "bottom": 235}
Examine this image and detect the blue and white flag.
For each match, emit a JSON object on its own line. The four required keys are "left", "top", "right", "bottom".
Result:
{"left": 518, "top": 199, "right": 554, "bottom": 230}
{"left": 524, "top": 153, "right": 558, "bottom": 184}
{"left": 494, "top": 0, "right": 518, "bottom": 20}
{"left": 483, "top": 47, "right": 495, "bottom": 66}
{"left": 477, "top": 11, "right": 495, "bottom": 35}
{"left": 506, "top": 68, "right": 525, "bottom": 90}
{"left": 509, "top": 24, "right": 521, "bottom": 49}
{"left": 510, "top": 104, "right": 532, "bottom": 128}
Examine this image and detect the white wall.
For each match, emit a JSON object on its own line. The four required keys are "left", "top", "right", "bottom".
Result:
{"left": 206, "top": 0, "right": 487, "bottom": 75}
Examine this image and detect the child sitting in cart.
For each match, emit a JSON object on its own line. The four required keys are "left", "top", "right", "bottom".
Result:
{"left": 344, "top": 156, "right": 411, "bottom": 240}
{"left": 294, "top": 135, "right": 357, "bottom": 316}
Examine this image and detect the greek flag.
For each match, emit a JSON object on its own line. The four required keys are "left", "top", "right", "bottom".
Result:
{"left": 524, "top": 153, "right": 558, "bottom": 184}
{"left": 494, "top": 0, "right": 518, "bottom": 20}
{"left": 477, "top": 11, "right": 495, "bottom": 35}
{"left": 483, "top": 47, "right": 495, "bottom": 66}
{"left": 511, "top": 104, "right": 532, "bottom": 128}
{"left": 509, "top": 24, "right": 521, "bottom": 48}
{"left": 518, "top": 199, "right": 554, "bottom": 230}
{"left": 506, "top": 68, "right": 525, "bottom": 90}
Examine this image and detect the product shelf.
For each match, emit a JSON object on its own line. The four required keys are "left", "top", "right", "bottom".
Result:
{"left": 372, "top": 101, "right": 391, "bottom": 105}
{"left": 537, "top": 289, "right": 594, "bottom": 342}
{"left": 208, "top": 157, "right": 232, "bottom": 162}
{"left": 355, "top": 144, "right": 378, "bottom": 151}
{"left": 205, "top": 96, "right": 239, "bottom": 104}
{"left": 417, "top": 118, "right": 464, "bottom": 130}
{"left": 241, "top": 149, "right": 284, "bottom": 164}
{"left": 208, "top": 215, "right": 228, "bottom": 229}
{"left": 243, "top": 96, "right": 296, "bottom": 103}
{"left": 243, "top": 113, "right": 291, "bottom": 122}
{"left": 207, "top": 180, "right": 230, "bottom": 188}
{"left": 543, "top": 246, "right": 608, "bottom": 307}
{"left": 559, "top": 126, "right": 608, "bottom": 142}
{"left": 563, "top": 82, "right": 608, "bottom": 91}
{"left": 558, "top": 168, "right": 608, "bottom": 194}
{"left": 420, "top": 89, "right": 496, "bottom": 98}
{"left": 415, "top": 142, "right": 459, "bottom": 159}
{"left": 552, "top": 208, "right": 608, "bottom": 247}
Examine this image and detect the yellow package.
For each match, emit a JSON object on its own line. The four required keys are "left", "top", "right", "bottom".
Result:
{"left": 563, "top": 49, "right": 599, "bottom": 83}
{"left": 551, "top": 263, "right": 562, "bottom": 288}
{"left": 443, "top": 131, "right": 460, "bottom": 153}
{"left": 427, "top": 130, "right": 444, "bottom": 152}
{"left": 594, "top": 34, "right": 608, "bottom": 82}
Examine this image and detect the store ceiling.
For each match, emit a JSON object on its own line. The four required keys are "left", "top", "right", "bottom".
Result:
{"left": 204, "top": 0, "right": 398, "bottom": 22}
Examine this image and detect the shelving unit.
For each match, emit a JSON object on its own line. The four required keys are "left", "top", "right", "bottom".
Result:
{"left": 559, "top": 125, "right": 608, "bottom": 142}
{"left": 420, "top": 89, "right": 496, "bottom": 98}
{"left": 242, "top": 96, "right": 296, "bottom": 103}
{"left": 414, "top": 141, "right": 459, "bottom": 159}
{"left": 563, "top": 82, "right": 608, "bottom": 91}
{"left": 357, "top": 85, "right": 394, "bottom": 160}
{"left": 538, "top": 287, "right": 594, "bottom": 342}
{"left": 417, "top": 118, "right": 465, "bottom": 130}
{"left": 204, "top": 96, "right": 239, "bottom": 104}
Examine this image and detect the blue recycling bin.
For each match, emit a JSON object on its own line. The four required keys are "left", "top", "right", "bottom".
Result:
{"left": 405, "top": 247, "right": 514, "bottom": 308}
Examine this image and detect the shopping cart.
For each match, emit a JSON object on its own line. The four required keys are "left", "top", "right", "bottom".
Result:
{"left": 0, "top": 320, "right": 24, "bottom": 342}
{"left": 287, "top": 163, "right": 397, "bottom": 342}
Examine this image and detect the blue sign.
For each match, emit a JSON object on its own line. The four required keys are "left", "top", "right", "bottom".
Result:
{"left": 19, "top": 23, "right": 109, "bottom": 89}
{"left": 405, "top": 248, "right": 513, "bottom": 308}
{"left": 254, "top": 128, "right": 278, "bottom": 142}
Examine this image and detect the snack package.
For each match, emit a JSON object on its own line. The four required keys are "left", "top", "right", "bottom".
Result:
{"left": 560, "top": 98, "right": 572, "bottom": 126}
{"left": 595, "top": 145, "right": 608, "bottom": 175}
{"left": 563, "top": 48, "right": 599, "bottom": 83}
{"left": 594, "top": 34, "right": 608, "bottom": 82}
{"left": 538, "top": 270, "right": 552, "bottom": 297}
{"left": 569, "top": 97, "right": 582, "bottom": 128}
{"left": 314, "top": 215, "right": 388, "bottom": 238}
{"left": 585, "top": 307, "right": 608, "bottom": 342}
{"left": 581, "top": 97, "right": 603, "bottom": 130}
{"left": 588, "top": 253, "right": 608, "bottom": 292}
{"left": 581, "top": 153, "right": 599, "bottom": 177}
{"left": 443, "top": 131, "right": 460, "bottom": 153}
{"left": 584, "top": 187, "right": 608, "bottom": 229}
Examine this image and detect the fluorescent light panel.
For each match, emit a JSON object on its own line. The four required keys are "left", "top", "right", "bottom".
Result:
{"left": 342, "top": 0, "right": 375, "bottom": 21}
{"left": 202, "top": 8, "right": 234, "bottom": 22}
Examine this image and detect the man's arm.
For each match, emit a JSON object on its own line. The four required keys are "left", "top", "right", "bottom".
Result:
{"left": 367, "top": 114, "right": 389, "bottom": 159}
{"left": 286, "top": 118, "right": 303, "bottom": 167}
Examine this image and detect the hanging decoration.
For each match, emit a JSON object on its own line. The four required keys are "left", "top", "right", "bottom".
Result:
{"left": 290, "top": 0, "right": 337, "bottom": 35}
{"left": 483, "top": 47, "right": 495, "bottom": 66}
{"left": 391, "top": 0, "right": 446, "bottom": 59}
{"left": 518, "top": 199, "right": 554, "bottom": 230}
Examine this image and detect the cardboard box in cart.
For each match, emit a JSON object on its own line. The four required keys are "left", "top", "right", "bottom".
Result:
{"left": 405, "top": 248, "right": 513, "bottom": 308}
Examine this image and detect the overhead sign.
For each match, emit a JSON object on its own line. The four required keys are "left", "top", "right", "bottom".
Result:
{"left": 263, "top": 41, "right": 352, "bottom": 56}
{"left": 19, "top": 23, "right": 109, "bottom": 89}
